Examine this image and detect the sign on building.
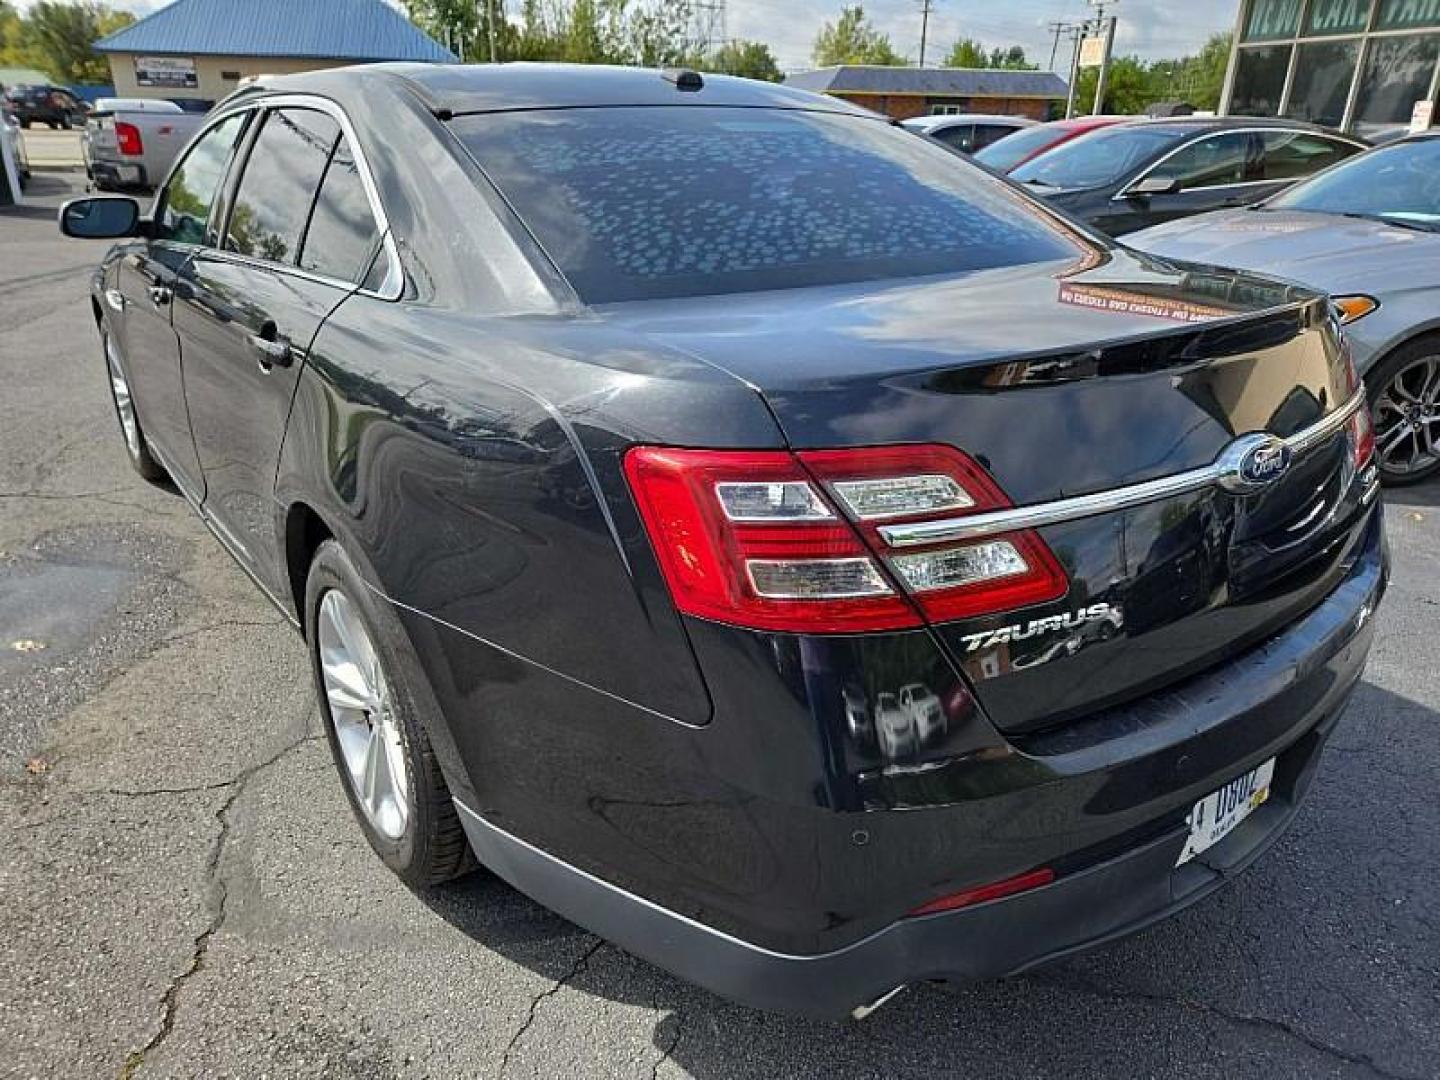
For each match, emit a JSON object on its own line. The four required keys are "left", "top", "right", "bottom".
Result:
{"left": 134, "top": 56, "right": 198, "bottom": 89}
{"left": 1078, "top": 35, "right": 1106, "bottom": 68}
{"left": 1412, "top": 99, "right": 1435, "bottom": 132}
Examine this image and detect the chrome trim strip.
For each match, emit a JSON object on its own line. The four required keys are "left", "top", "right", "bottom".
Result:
{"left": 879, "top": 389, "right": 1365, "bottom": 548}
{"left": 160, "top": 93, "right": 403, "bottom": 301}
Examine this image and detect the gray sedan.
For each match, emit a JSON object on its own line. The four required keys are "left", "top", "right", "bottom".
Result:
{"left": 1129, "top": 133, "right": 1440, "bottom": 484}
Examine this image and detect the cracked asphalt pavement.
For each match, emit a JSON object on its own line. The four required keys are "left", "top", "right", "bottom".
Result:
{"left": 2, "top": 174, "right": 1438, "bottom": 1080}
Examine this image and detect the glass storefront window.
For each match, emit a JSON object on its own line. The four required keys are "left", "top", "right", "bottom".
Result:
{"left": 1306, "top": 0, "right": 1371, "bottom": 34}
{"left": 1245, "top": 0, "right": 1303, "bottom": 40}
{"left": 1378, "top": 0, "right": 1440, "bottom": 30}
{"left": 1231, "top": 45, "right": 1293, "bottom": 115}
{"left": 1283, "top": 39, "right": 1360, "bottom": 126}
{"left": 1353, "top": 34, "right": 1440, "bottom": 133}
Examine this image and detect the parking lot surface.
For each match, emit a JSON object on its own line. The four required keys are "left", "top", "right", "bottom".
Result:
{"left": 2, "top": 174, "right": 1438, "bottom": 1079}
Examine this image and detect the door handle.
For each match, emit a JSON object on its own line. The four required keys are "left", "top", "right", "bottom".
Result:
{"left": 147, "top": 285, "right": 172, "bottom": 306}
{"left": 247, "top": 326, "right": 293, "bottom": 371}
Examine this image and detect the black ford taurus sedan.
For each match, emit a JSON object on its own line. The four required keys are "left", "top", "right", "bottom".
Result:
{"left": 1011, "top": 117, "right": 1366, "bottom": 235}
{"left": 59, "top": 64, "right": 1387, "bottom": 1019}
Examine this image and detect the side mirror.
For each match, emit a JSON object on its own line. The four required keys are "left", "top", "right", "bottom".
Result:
{"left": 58, "top": 196, "right": 142, "bottom": 239}
{"left": 1129, "top": 174, "right": 1182, "bottom": 197}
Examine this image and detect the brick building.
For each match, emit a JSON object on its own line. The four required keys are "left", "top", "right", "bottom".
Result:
{"left": 784, "top": 66, "right": 1070, "bottom": 121}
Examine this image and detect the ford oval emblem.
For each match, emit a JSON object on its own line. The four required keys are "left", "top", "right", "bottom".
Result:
{"left": 1218, "top": 434, "right": 1293, "bottom": 493}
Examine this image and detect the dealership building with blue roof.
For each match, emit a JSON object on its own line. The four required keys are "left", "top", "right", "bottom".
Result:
{"left": 94, "top": 0, "right": 454, "bottom": 105}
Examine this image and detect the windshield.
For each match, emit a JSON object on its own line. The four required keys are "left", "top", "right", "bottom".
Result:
{"left": 974, "top": 124, "right": 1070, "bottom": 172}
{"left": 1011, "top": 126, "right": 1179, "bottom": 189}
{"left": 452, "top": 107, "right": 1086, "bottom": 304}
{"left": 1267, "top": 139, "right": 1440, "bottom": 227}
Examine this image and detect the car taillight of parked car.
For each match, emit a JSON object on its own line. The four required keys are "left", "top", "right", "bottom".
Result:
{"left": 624, "top": 444, "right": 1068, "bottom": 633}
{"left": 115, "top": 121, "right": 143, "bottom": 156}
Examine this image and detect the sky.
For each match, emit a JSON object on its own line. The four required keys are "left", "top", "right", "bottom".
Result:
{"left": 15, "top": 0, "right": 1241, "bottom": 73}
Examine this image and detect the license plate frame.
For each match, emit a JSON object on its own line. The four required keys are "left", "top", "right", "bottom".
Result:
{"left": 1176, "top": 758, "right": 1275, "bottom": 866}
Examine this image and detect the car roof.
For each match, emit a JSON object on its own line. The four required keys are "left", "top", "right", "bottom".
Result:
{"left": 291, "top": 62, "right": 877, "bottom": 118}
{"left": 902, "top": 113, "right": 1034, "bottom": 129}
{"left": 1114, "top": 115, "right": 1354, "bottom": 138}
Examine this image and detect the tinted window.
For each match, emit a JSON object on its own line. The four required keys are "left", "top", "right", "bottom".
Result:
{"left": 1230, "top": 46, "right": 1292, "bottom": 116}
{"left": 1353, "top": 35, "right": 1440, "bottom": 135}
{"left": 158, "top": 112, "right": 249, "bottom": 246}
{"left": 453, "top": 107, "right": 1084, "bottom": 304}
{"left": 972, "top": 124, "right": 1019, "bottom": 150}
{"left": 1011, "top": 126, "right": 1178, "bottom": 189}
{"left": 299, "top": 135, "right": 383, "bottom": 284}
{"left": 1269, "top": 139, "right": 1440, "bottom": 227}
{"left": 931, "top": 124, "right": 975, "bottom": 151}
{"left": 225, "top": 108, "right": 338, "bottom": 264}
{"left": 1283, "top": 40, "right": 1360, "bottom": 128}
{"left": 974, "top": 124, "right": 1067, "bottom": 171}
{"left": 1150, "top": 132, "right": 1256, "bottom": 190}
{"left": 1260, "top": 131, "right": 1356, "bottom": 181}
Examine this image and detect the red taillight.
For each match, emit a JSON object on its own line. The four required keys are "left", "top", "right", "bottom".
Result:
{"left": 908, "top": 867, "right": 1056, "bottom": 917}
{"left": 115, "top": 120, "right": 142, "bottom": 156}
{"left": 799, "top": 446, "right": 1068, "bottom": 624}
{"left": 624, "top": 444, "right": 1068, "bottom": 634}
{"left": 624, "top": 448, "right": 920, "bottom": 633}
{"left": 1348, "top": 405, "right": 1375, "bottom": 469}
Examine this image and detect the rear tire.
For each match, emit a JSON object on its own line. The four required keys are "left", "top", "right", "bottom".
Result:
{"left": 102, "top": 328, "right": 168, "bottom": 483}
{"left": 1366, "top": 335, "right": 1440, "bottom": 486}
{"left": 304, "top": 539, "right": 475, "bottom": 888}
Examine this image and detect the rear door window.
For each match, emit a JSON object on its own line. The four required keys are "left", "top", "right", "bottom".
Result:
{"left": 1260, "top": 131, "right": 1358, "bottom": 181}
{"left": 453, "top": 106, "right": 1085, "bottom": 304}
{"left": 297, "top": 134, "right": 383, "bottom": 284}
{"left": 931, "top": 124, "right": 976, "bottom": 152}
{"left": 157, "top": 111, "right": 250, "bottom": 246}
{"left": 973, "top": 124, "right": 1018, "bottom": 150}
{"left": 224, "top": 107, "right": 338, "bottom": 264}
{"left": 1148, "top": 132, "right": 1258, "bottom": 190}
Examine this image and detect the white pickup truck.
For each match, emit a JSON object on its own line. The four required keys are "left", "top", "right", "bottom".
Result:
{"left": 82, "top": 98, "right": 205, "bottom": 191}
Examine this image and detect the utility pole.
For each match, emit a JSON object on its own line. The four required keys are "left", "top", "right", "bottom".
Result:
{"left": 918, "top": 0, "right": 935, "bottom": 67}
{"left": 1065, "top": 26, "right": 1082, "bottom": 118}
{"left": 1046, "top": 21, "right": 1072, "bottom": 71}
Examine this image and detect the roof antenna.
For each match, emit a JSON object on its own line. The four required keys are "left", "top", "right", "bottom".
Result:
{"left": 662, "top": 68, "right": 704, "bottom": 92}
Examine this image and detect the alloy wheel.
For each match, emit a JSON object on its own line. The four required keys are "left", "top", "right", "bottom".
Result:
{"left": 317, "top": 589, "right": 410, "bottom": 840}
{"left": 105, "top": 334, "right": 142, "bottom": 461}
{"left": 1372, "top": 353, "right": 1440, "bottom": 479}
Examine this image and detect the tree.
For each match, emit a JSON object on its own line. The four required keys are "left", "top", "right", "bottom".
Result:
{"left": 812, "top": 5, "right": 903, "bottom": 67}
{"left": 988, "top": 45, "right": 1035, "bottom": 70}
{"left": 943, "top": 36, "right": 986, "bottom": 68}
{"left": 20, "top": 2, "right": 133, "bottom": 84}
{"left": 942, "top": 37, "right": 1035, "bottom": 70}
{"left": 405, "top": 0, "right": 520, "bottom": 62}
{"left": 1073, "top": 55, "right": 1153, "bottom": 115}
{"left": 710, "top": 39, "right": 781, "bottom": 82}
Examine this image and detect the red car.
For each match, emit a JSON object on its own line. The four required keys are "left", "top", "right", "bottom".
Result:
{"left": 973, "top": 115, "right": 1130, "bottom": 173}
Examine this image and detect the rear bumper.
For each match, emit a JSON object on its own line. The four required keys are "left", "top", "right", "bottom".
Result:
{"left": 454, "top": 509, "right": 1386, "bottom": 1018}
{"left": 88, "top": 159, "right": 148, "bottom": 188}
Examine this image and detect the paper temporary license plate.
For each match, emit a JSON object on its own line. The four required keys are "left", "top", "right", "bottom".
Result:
{"left": 1176, "top": 758, "right": 1275, "bottom": 866}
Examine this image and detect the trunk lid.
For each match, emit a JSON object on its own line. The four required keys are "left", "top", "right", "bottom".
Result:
{"left": 602, "top": 251, "right": 1372, "bottom": 732}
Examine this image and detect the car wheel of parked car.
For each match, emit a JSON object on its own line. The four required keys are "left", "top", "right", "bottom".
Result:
{"left": 305, "top": 539, "right": 475, "bottom": 888}
{"left": 102, "top": 329, "right": 168, "bottom": 483}
{"left": 1368, "top": 335, "right": 1440, "bottom": 485}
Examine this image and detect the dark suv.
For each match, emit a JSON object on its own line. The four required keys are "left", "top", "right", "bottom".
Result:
{"left": 3, "top": 83, "right": 85, "bottom": 129}
{"left": 58, "top": 64, "right": 1387, "bottom": 1019}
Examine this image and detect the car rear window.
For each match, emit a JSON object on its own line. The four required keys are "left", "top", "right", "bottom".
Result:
{"left": 451, "top": 107, "right": 1085, "bottom": 304}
